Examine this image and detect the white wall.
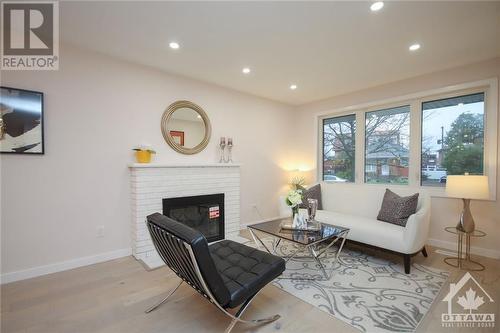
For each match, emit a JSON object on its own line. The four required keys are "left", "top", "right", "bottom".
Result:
{"left": 0, "top": 44, "right": 295, "bottom": 279}
{"left": 295, "top": 58, "right": 500, "bottom": 258}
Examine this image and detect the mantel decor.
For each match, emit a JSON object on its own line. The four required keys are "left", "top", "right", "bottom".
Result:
{"left": 161, "top": 100, "right": 211, "bottom": 155}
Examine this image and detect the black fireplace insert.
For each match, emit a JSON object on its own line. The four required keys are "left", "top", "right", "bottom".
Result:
{"left": 163, "top": 193, "right": 224, "bottom": 243}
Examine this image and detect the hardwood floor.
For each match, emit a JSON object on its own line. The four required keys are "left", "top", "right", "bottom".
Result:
{"left": 1, "top": 243, "right": 499, "bottom": 333}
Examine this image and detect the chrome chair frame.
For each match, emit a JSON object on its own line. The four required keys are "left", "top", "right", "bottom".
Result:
{"left": 145, "top": 221, "right": 280, "bottom": 333}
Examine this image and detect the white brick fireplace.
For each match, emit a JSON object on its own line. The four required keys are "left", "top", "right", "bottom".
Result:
{"left": 129, "top": 163, "right": 241, "bottom": 268}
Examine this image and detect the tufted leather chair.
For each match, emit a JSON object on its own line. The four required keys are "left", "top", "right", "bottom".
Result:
{"left": 145, "top": 213, "right": 285, "bottom": 332}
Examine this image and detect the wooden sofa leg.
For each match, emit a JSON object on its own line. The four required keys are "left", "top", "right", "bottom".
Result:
{"left": 421, "top": 246, "right": 428, "bottom": 257}
{"left": 403, "top": 254, "right": 411, "bottom": 274}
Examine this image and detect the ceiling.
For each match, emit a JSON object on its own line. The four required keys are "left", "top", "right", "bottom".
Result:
{"left": 60, "top": 1, "right": 500, "bottom": 106}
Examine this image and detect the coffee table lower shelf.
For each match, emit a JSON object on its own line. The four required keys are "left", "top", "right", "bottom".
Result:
{"left": 247, "top": 221, "right": 349, "bottom": 281}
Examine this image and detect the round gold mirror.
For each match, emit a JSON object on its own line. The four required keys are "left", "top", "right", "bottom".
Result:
{"left": 161, "top": 101, "right": 211, "bottom": 155}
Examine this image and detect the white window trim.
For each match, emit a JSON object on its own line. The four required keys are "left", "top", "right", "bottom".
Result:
{"left": 315, "top": 78, "right": 498, "bottom": 200}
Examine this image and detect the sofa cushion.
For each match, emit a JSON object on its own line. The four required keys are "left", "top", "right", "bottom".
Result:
{"left": 315, "top": 210, "right": 407, "bottom": 253}
{"left": 209, "top": 240, "right": 285, "bottom": 308}
{"left": 299, "top": 183, "right": 323, "bottom": 210}
{"left": 377, "top": 189, "right": 419, "bottom": 227}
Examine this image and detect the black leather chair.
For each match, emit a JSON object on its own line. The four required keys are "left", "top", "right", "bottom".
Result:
{"left": 145, "top": 213, "right": 286, "bottom": 332}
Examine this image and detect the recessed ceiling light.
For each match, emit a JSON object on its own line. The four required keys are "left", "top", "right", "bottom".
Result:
{"left": 197, "top": 115, "right": 202, "bottom": 119}
{"left": 242, "top": 67, "right": 251, "bottom": 74}
{"left": 370, "top": 2, "right": 384, "bottom": 11}
{"left": 409, "top": 43, "right": 421, "bottom": 51}
{"left": 169, "top": 42, "right": 180, "bottom": 49}
{"left": 290, "top": 84, "right": 297, "bottom": 90}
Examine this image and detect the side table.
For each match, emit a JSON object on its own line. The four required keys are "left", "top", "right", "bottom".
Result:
{"left": 443, "top": 226, "right": 486, "bottom": 271}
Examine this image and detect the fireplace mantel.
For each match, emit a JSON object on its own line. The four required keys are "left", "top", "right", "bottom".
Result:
{"left": 129, "top": 163, "right": 241, "bottom": 269}
{"left": 129, "top": 163, "right": 241, "bottom": 168}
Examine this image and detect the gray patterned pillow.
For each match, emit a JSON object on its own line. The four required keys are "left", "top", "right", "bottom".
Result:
{"left": 377, "top": 189, "right": 419, "bottom": 227}
{"left": 299, "top": 184, "right": 323, "bottom": 210}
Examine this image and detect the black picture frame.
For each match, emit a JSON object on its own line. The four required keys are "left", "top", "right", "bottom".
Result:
{"left": 0, "top": 86, "right": 44, "bottom": 154}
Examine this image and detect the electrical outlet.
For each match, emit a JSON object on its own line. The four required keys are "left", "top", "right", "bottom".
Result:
{"left": 97, "top": 225, "right": 105, "bottom": 238}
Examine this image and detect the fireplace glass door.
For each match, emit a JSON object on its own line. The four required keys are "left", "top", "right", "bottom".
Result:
{"left": 163, "top": 193, "right": 224, "bottom": 242}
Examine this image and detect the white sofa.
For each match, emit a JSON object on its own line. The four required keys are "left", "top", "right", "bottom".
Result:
{"left": 279, "top": 187, "right": 431, "bottom": 273}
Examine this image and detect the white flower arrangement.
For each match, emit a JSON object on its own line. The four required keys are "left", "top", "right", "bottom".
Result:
{"left": 285, "top": 189, "right": 303, "bottom": 208}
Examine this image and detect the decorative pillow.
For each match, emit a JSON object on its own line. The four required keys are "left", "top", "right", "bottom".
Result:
{"left": 377, "top": 189, "right": 419, "bottom": 227}
{"left": 299, "top": 184, "right": 323, "bottom": 210}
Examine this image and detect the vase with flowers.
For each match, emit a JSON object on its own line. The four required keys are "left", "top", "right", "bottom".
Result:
{"left": 285, "top": 189, "right": 306, "bottom": 229}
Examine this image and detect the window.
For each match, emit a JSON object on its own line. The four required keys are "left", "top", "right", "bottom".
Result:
{"left": 322, "top": 115, "right": 355, "bottom": 182}
{"left": 365, "top": 105, "right": 410, "bottom": 184}
{"left": 421, "top": 93, "right": 485, "bottom": 186}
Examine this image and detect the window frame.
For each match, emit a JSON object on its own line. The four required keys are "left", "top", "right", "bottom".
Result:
{"left": 316, "top": 78, "right": 498, "bottom": 200}
{"left": 321, "top": 113, "right": 357, "bottom": 183}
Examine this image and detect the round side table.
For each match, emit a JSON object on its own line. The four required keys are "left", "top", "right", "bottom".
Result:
{"left": 443, "top": 226, "right": 486, "bottom": 271}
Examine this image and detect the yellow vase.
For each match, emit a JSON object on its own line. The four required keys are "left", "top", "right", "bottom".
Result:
{"left": 135, "top": 150, "right": 152, "bottom": 163}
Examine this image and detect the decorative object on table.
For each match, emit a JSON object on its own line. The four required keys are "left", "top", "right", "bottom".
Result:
{"left": 161, "top": 100, "right": 211, "bottom": 155}
{"left": 133, "top": 145, "right": 156, "bottom": 163}
{"left": 377, "top": 188, "right": 419, "bottom": 227}
{"left": 0, "top": 86, "right": 44, "bottom": 154}
{"left": 443, "top": 226, "right": 486, "bottom": 271}
{"left": 169, "top": 131, "right": 184, "bottom": 146}
{"left": 284, "top": 189, "right": 308, "bottom": 229}
{"left": 446, "top": 174, "right": 489, "bottom": 233}
{"left": 307, "top": 198, "right": 318, "bottom": 221}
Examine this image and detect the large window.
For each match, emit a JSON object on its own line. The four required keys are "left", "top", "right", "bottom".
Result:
{"left": 365, "top": 105, "right": 410, "bottom": 184}
{"left": 322, "top": 115, "right": 355, "bottom": 182}
{"left": 421, "top": 93, "right": 485, "bottom": 186}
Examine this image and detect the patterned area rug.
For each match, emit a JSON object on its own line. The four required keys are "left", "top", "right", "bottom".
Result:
{"left": 249, "top": 239, "right": 449, "bottom": 333}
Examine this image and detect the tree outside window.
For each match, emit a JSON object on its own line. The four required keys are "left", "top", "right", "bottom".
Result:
{"left": 421, "top": 93, "right": 484, "bottom": 186}
{"left": 322, "top": 115, "right": 355, "bottom": 182}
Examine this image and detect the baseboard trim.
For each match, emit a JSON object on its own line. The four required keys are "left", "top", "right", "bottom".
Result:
{"left": 427, "top": 238, "right": 500, "bottom": 259}
{"left": 0, "top": 248, "right": 132, "bottom": 285}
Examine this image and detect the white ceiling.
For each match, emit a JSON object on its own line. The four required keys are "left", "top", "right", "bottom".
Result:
{"left": 60, "top": 1, "right": 500, "bottom": 106}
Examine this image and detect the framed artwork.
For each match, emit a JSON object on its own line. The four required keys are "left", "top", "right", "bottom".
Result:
{"left": 0, "top": 87, "right": 44, "bottom": 154}
{"left": 170, "top": 130, "right": 185, "bottom": 146}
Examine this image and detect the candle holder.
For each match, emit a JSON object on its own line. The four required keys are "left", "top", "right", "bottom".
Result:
{"left": 225, "top": 143, "right": 233, "bottom": 163}
{"left": 219, "top": 137, "right": 226, "bottom": 163}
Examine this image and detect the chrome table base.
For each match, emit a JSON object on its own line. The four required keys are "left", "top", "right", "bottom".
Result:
{"left": 443, "top": 226, "right": 486, "bottom": 271}
{"left": 248, "top": 228, "right": 349, "bottom": 280}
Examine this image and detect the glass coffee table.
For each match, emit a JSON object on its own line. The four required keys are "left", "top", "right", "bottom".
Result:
{"left": 247, "top": 218, "right": 349, "bottom": 280}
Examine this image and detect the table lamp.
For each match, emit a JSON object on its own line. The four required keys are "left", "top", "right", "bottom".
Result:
{"left": 446, "top": 174, "right": 489, "bottom": 233}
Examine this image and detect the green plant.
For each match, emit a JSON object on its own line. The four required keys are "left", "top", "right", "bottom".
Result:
{"left": 133, "top": 147, "right": 156, "bottom": 154}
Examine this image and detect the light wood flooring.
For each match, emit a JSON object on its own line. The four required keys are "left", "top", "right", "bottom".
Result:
{"left": 1, "top": 241, "right": 499, "bottom": 333}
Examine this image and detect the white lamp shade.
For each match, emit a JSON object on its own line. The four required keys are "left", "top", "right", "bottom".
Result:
{"left": 446, "top": 175, "right": 489, "bottom": 200}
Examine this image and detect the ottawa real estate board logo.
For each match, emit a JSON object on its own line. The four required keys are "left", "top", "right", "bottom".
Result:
{"left": 442, "top": 272, "right": 495, "bottom": 328}
{"left": 1, "top": 1, "right": 59, "bottom": 70}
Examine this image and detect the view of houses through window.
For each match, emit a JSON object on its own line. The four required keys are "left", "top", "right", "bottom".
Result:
{"left": 365, "top": 106, "right": 410, "bottom": 184}
{"left": 421, "top": 93, "right": 485, "bottom": 186}
{"left": 321, "top": 91, "right": 486, "bottom": 186}
{"left": 322, "top": 115, "right": 356, "bottom": 182}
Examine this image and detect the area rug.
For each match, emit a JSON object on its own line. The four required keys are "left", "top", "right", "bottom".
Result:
{"left": 248, "top": 239, "right": 449, "bottom": 333}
